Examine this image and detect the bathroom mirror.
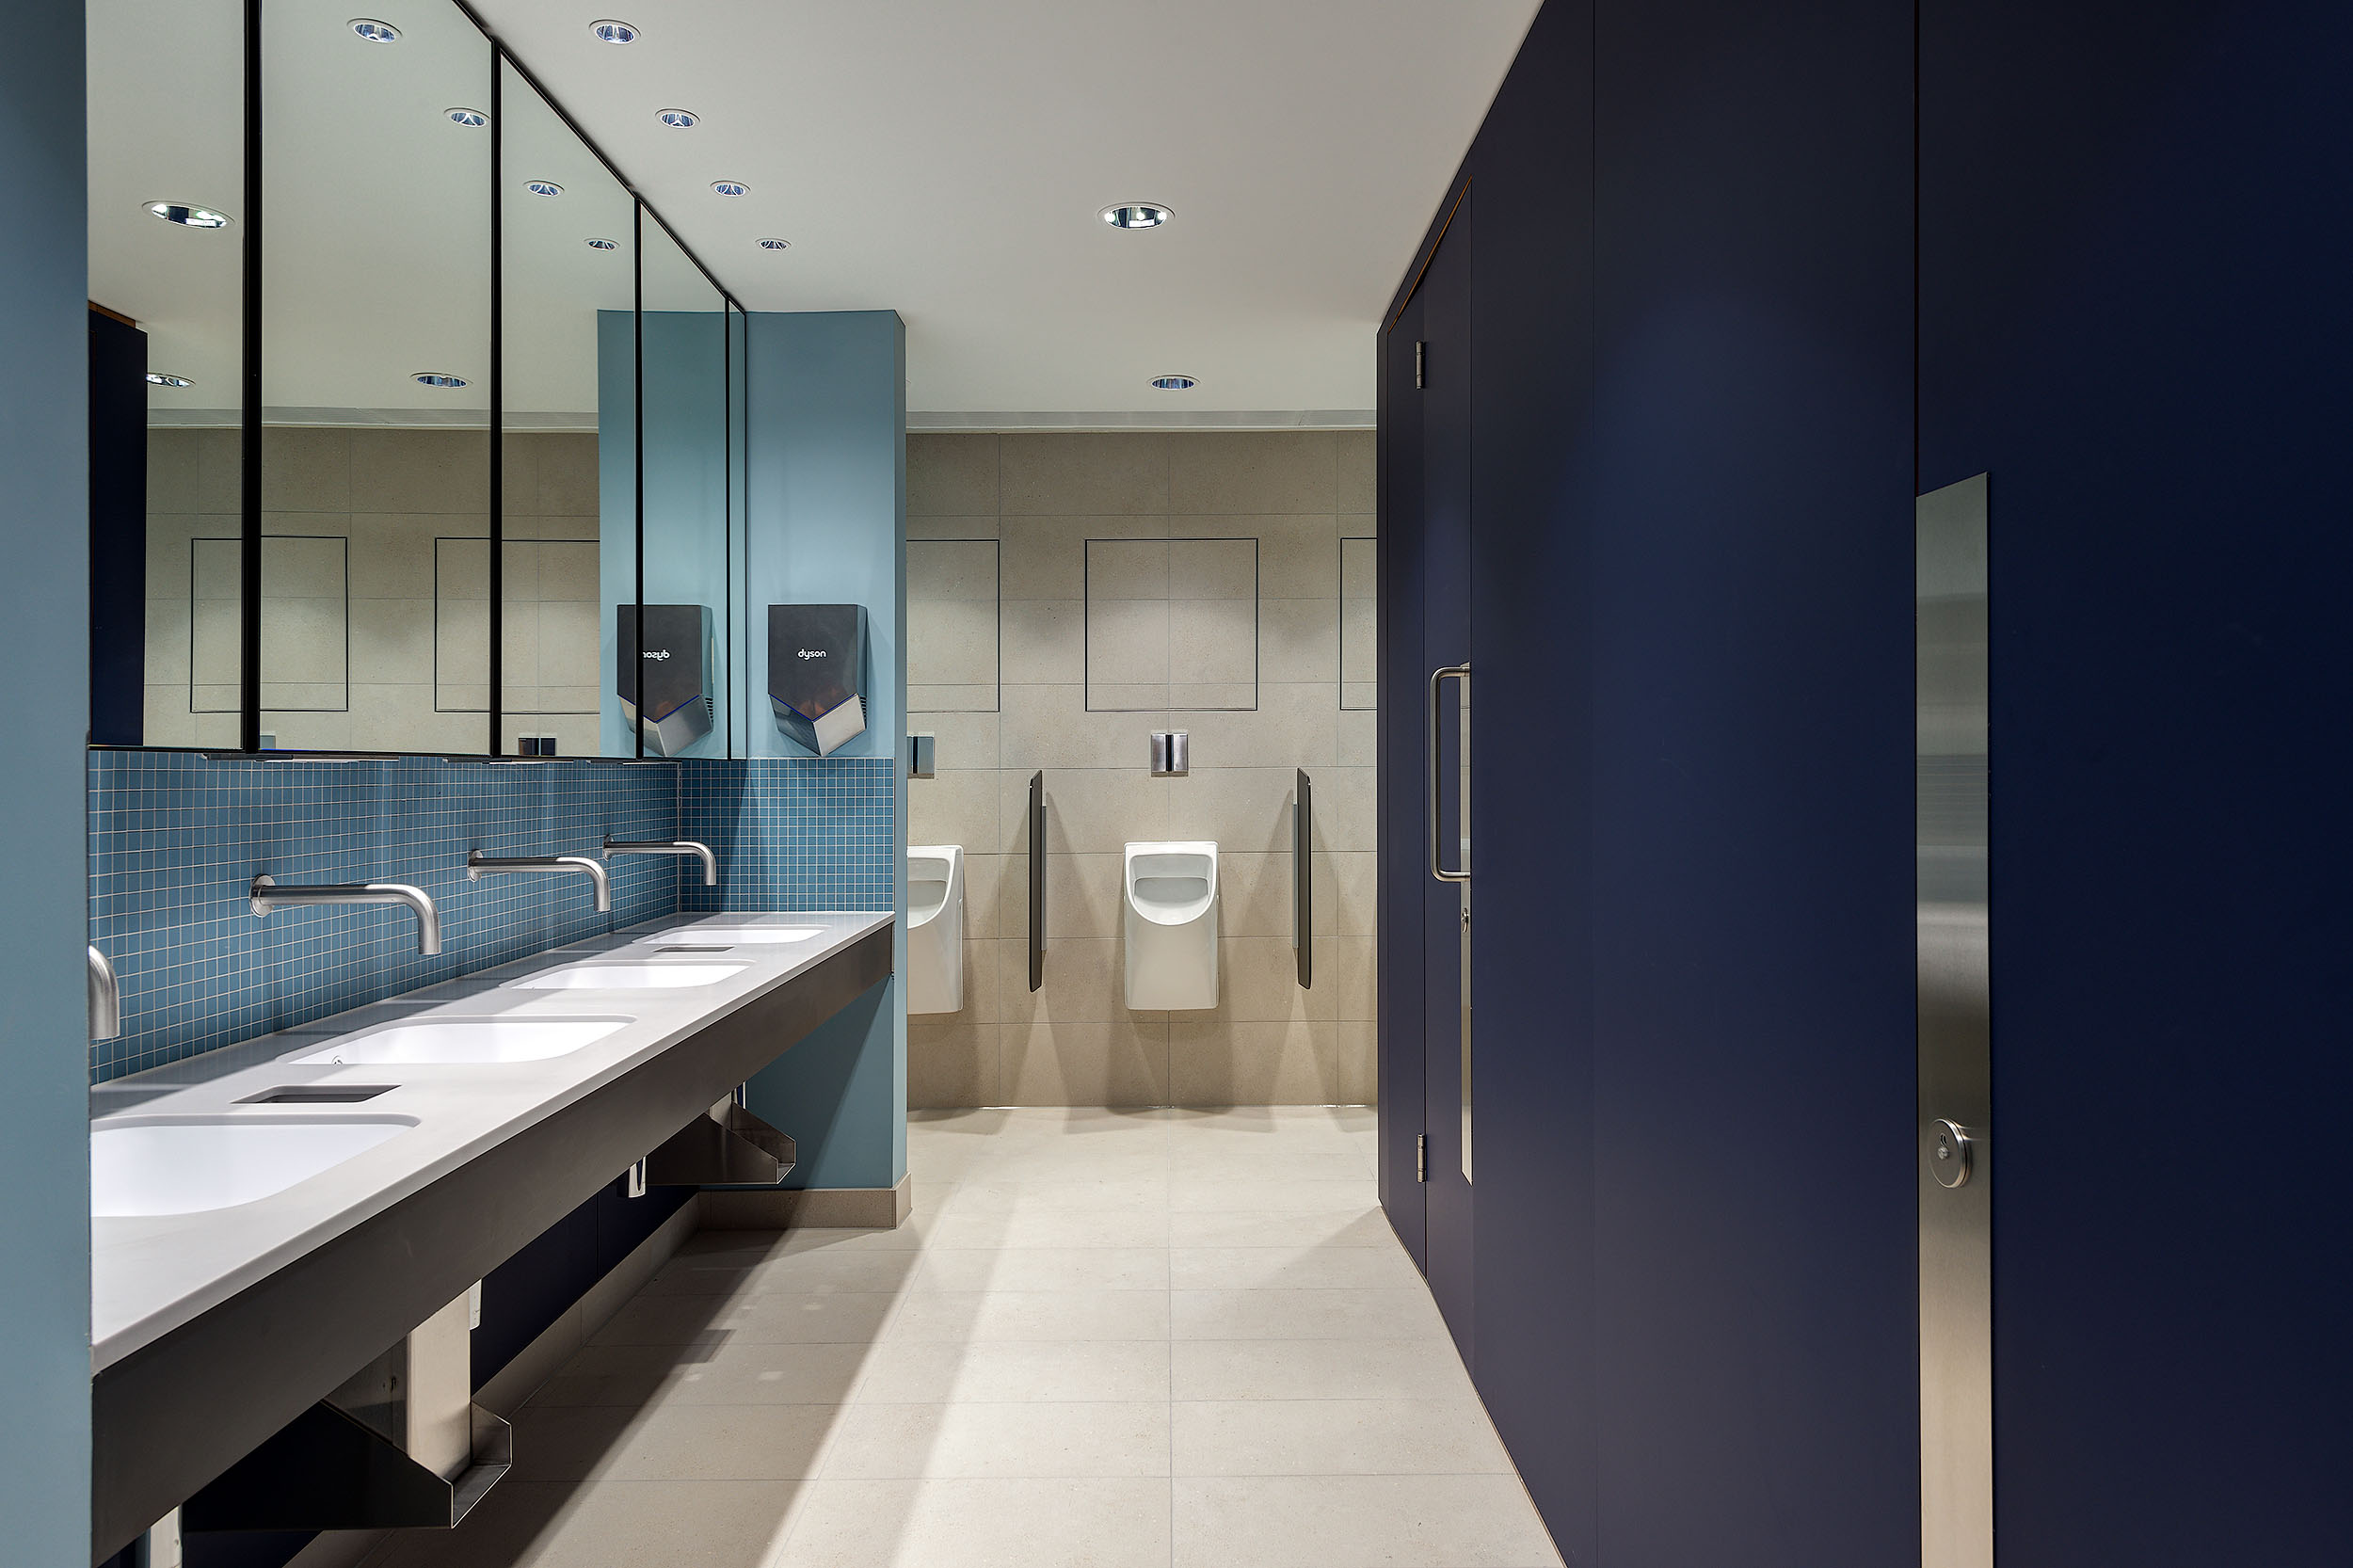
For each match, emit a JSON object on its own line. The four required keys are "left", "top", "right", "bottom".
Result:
{"left": 260, "top": 0, "right": 494, "bottom": 754}
{"left": 501, "top": 58, "right": 633, "bottom": 758}
{"left": 88, "top": 0, "right": 248, "bottom": 749}
{"left": 605, "top": 216, "right": 735, "bottom": 759}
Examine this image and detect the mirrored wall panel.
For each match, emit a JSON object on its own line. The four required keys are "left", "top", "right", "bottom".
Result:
{"left": 502, "top": 58, "right": 634, "bottom": 757}
{"left": 88, "top": 0, "right": 247, "bottom": 749}
{"left": 262, "top": 0, "right": 492, "bottom": 753}
{"left": 611, "top": 216, "right": 735, "bottom": 759}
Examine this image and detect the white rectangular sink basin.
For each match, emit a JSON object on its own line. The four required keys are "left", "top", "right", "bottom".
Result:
{"left": 291, "top": 1016, "right": 632, "bottom": 1066}
{"left": 636, "top": 926, "right": 824, "bottom": 946}
{"left": 509, "top": 963, "right": 745, "bottom": 991}
{"left": 93, "top": 1117, "right": 413, "bottom": 1219}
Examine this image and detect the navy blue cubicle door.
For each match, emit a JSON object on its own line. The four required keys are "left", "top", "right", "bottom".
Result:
{"left": 1920, "top": 3, "right": 2353, "bottom": 1560}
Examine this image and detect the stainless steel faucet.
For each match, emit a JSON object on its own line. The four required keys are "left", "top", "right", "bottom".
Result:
{"left": 88, "top": 945, "right": 121, "bottom": 1041}
{"left": 249, "top": 875, "right": 443, "bottom": 954}
{"left": 467, "top": 850, "right": 613, "bottom": 912}
{"left": 603, "top": 837, "right": 719, "bottom": 887}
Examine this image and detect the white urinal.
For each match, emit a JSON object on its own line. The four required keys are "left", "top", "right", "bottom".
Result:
{"left": 1124, "top": 841, "right": 1218, "bottom": 1010}
{"left": 907, "top": 844, "right": 964, "bottom": 1015}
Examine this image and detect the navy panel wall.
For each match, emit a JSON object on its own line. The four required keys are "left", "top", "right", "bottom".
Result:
{"left": 1919, "top": 3, "right": 2353, "bottom": 1560}
{"left": 1456, "top": 4, "right": 1597, "bottom": 1558}
{"left": 1586, "top": 5, "right": 1918, "bottom": 1562}
{"left": 1382, "top": 2, "right": 1916, "bottom": 1561}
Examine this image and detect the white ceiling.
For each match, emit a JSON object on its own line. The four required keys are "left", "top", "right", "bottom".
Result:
{"left": 88, "top": 0, "right": 1536, "bottom": 424}
{"left": 470, "top": 0, "right": 1537, "bottom": 421}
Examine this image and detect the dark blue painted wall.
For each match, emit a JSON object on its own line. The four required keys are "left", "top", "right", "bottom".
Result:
{"left": 1919, "top": 3, "right": 2353, "bottom": 1560}
{"left": 1586, "top": 5, "right": 1919, "bottom": 1562}
{"left": 1384, "top": 2, "right": 1917, "bottom": 1561}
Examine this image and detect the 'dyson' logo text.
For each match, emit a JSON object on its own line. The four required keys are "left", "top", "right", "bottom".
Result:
{"left": 641, "top": 649, "right": 671, "bottom": 661}
{"left": 797, "top": 648, "right": 827, "bottom": 660}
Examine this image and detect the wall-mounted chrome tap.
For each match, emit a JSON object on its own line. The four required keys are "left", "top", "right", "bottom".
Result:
{"left": 88, "top": 945, "right": 121, "bottom": 1041}
{"left": 602, "top": 837, "right": 719, "bottom": 888}
{"left": 467, "top": 851, "right": 612, "bottom": 912}
{"left": 249, "top": 875, "right": 443, "bottom": 954}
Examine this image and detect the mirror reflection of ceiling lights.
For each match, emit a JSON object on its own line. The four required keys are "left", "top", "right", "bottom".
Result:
{"left": 711, "top": 181, "right": 750, "bottom": 199}
{"left": 657, "top": 108, "right": 698, "bottom": 129}
{"left": 758, "top": 237, "right": 790, "bottom": 252}
{"left": 1100, "top": 202, "right": 1173, "bottom": 231}
{"left": 1151, "top": 375, "right": 1197, "bottom": 391}
{"left": 348, "top": 19, "right": 399, "bottom": 44}
{"left": 589, "top": 20, "right": 638, "bottom": 45}
{"left": 146, "top": 201, "right": 230, "bottom": 229}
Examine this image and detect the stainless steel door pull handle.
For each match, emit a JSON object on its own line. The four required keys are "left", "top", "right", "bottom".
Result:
{"left": 1427, "top": 664, "right": 1471, "bottom": 884}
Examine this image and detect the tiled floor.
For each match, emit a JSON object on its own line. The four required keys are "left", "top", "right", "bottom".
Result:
{"left": 369, "top": 1107, "right": 1562, "bottom": 1568}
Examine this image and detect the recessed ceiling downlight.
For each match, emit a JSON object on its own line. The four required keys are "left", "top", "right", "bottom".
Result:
{"left": 349, "top": 18, "right": 399, "bottom": 42}
{"left": 147, "top": 201, "right": 231, "bottom": 229}
{"left": 589, "top": 19, "right": 638, "bottom": 43}
{"left": 711, "top": 181, "right": 749, "bottom": 198}
{"left": 656, "top": 108, "right": 697, "bottom": 129}
{"left": 413, "top": 372, "right": 468, "bottom": 389}
{"left": 447, "top": 107, "right": 488, "bottom": 127}
{"left": 1150, "top": 375, "right": 1197, "bottom": 391}
{"left": 586, "top": 237, "right": 618, "bottom": 250}
{"left": 526, "top": 181, "right": 563, "bottom": 199}
{"left": 1101, "top": 202, "right": 1172, "bottom": 230}
{"left": 757, "top": 236, "right": 790, "bottom": 251}
{"left": 145, "top": 373, "right": 195, "bottom": 389}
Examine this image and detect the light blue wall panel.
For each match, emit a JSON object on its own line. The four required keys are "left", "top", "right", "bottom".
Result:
{"left": 733, "top": 311, "right": 907, "bottom": 1187}
{"left": 0, "top": 0, "right": 93, "bottom": 1554}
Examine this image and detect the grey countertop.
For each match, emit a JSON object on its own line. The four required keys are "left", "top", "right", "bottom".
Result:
{"left": 88, "top": 910, "right": 894, "bottom": 1373}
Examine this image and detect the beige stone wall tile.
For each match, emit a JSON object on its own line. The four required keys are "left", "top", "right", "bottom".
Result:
{"left": 1001, "top": 433, "right": 1167, "bottom": 515}
{"left": 1004, "top": 1020, "right": 1170, "bottom": 1107}
{"left": 907, "top": 433, "right": 1000, "bottom": 518}
{"left": 1167, "top": 432, "right": 1337, "bottom": 515}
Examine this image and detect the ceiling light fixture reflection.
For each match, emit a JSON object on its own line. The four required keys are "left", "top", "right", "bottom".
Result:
{"left": 526, "top": 181, "right": 563, "bottom": 198}
{"left": 757, "top": 236, "right": 790, "bottom": 251}
{"left": 589, "top": 19, "right": 638, "bottom": 43}
{"left": 1149, "top": 375, "right": 1198, "bottom": 391}
{"left": 147, "top": 201, "right": 231, "bottom": 229}
{"left": 446, "top": 107, "right": 488, "bottom": 127}
{"left": 656, "top": 108, "right": 697, "bottom": 129}
{"left": 1101, "top": 202, "right": 1172, "bottom": 230}
{"left": 145, "top": 373, "right": 195, "bottom": 389}
{"left": 349, "top": 18, "right": 400, "bottom": 42}
{"left": 586, "top": 237, "right": 618, "bottom": 250}
{"left": 413, "top": 372, "right": 469, "bottom": 388}
{"left": 711, "top": 180, "right": 749, "bottom": 198}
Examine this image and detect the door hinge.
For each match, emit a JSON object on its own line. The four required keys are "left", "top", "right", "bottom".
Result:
{"left": 1417, "top": 1133, "right": 1428, "bottom": 1183}
{"left": 1415, "top": 341, "right": 1427, "bottom": 390}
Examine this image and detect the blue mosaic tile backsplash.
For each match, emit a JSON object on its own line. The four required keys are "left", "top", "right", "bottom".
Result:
{"left": 681, "top": 758, "right": 899, "bottom": 914}
{"left": 88, "top": 752, "right": 683, "bottom": 1081}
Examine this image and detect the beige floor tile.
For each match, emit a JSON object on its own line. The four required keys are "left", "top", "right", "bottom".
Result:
{"left": 1170, "top": 1177, "right": 1384, "bottom": 1212}
{"left": 915, "top": 1246, "right": 1172, "bottom": 1292}
{"left": 774, "top": 1476, "right": 1172, "bottom": 1568}
{"left": 1171, "top": 1339, "right": 1479, "bottom": 1401}
{"left": 643, "top": 1248, "right": 921, "bottom": 1298}
{"left": 1172, "top": 1399, "right": 1512, "bottom": 1476}
{"left": 822, "top": 1400, "right": 1169, "bottom": 1479}
{"left": 1174, "top": 1287, "right": 1449, "bottom": 1340}
{"left": 1170, "top": 1243, "right": 1424, "bottom": 1291}
{"left": 853, "top": 1338, "right": 1174, "bottom": 1403}
{"left": 1166, "top": 1208, "right": 1401, "bottom": 1249}
{"left": 923, "top": 1204, "right": 1172, "bottom": 1250}
{"left": 511, "top": 1402, "right": 840, "bottom": 1481}
{"left": 530, "top": 1340, "right": 876, "bottom": 1409}
{"left": 372, "top": 1479, "right": 800, "bottom": 1568}
{"left": 887, "top": 1288, "right": 1172, "bottom": 1342}
{"left": 1174, "top": 1474, "right": 1562, "bottom": 1568}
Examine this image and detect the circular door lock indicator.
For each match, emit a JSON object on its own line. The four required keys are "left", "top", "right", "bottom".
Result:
{"left": 1927, "top": 1116, "right": 1977, "bottom": 1189}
